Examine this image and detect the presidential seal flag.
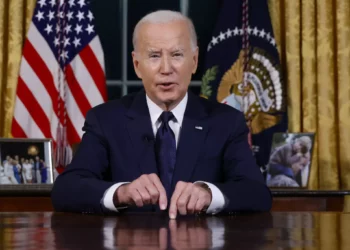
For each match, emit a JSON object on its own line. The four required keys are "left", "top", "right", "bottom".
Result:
{"left": 11, "top": 0, "right": 107, "bottom": 173}
{"left": 200, "top": 0, "right": 287, "bottom": 169}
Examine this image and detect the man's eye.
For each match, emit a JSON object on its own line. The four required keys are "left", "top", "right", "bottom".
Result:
{"left": 173, "top": 53, "right": 183, "bottom": 57}
{"left": 150, "top": 54, "right": 160, "bottom": 58}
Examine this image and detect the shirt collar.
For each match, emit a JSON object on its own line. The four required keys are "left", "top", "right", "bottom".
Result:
{"left": 146, "top": 92, "right": 188, "bottom": 126}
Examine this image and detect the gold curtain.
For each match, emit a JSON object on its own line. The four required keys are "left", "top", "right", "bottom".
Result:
{"left": 268, "top": 0, "right": 350, "bottom": 190}
{"left": 0, "top": 0, "right": 36, "bottom": 137}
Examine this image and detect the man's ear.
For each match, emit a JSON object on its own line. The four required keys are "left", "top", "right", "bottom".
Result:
{"left": 192, "top": 46, "right": 199, "bottom": 74}
{"left": 132, "top": 51, "right": 142, "bottom": 79}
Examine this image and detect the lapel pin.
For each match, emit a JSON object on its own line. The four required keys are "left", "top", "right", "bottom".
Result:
{"left": 195, "top": 126, "right": 203, "bottom": 130}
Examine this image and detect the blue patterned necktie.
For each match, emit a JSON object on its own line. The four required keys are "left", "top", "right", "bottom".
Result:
{"left": 155, "top": 111, "right": 176, "bottom": 198}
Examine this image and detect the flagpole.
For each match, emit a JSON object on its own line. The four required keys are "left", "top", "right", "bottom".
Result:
{"left": 55, "top": 2, "right": 69, "bottom": 172}
{"left": 55, "top": 2, "right": 64, "bottom": 171}
{"left": 242, "top": 0, "right": 253, "bottom": 148}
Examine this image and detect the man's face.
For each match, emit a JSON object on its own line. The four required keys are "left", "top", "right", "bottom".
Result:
{"left": 132, "top": 20, "right": 198, "bottom": 109}
{"left": 293, "top": 141, "right": 302, "bottom": 152}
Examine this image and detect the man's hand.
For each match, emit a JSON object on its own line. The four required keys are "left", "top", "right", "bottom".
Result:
{"left": 169, "top": 181, "right": 212, "bottom": 219}
{"left": 291, "top": 162, "right": 302, "bottom": 176}
{"left": 113, "top": 174, "right": 167, "bottom": 210}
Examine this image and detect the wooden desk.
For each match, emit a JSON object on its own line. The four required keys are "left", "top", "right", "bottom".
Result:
{"left": 0, "top": 212, "right": 349, "bottom": 249}
{"left": 1, "top": 186, "right": 350, "bottom": 212}
{"left": 272, "top": 190, "right": 349, "bottom": 211}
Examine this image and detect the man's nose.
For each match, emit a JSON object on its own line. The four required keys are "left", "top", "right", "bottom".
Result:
{"left": 160, "top": 55, "right": 172, "bottom": 74}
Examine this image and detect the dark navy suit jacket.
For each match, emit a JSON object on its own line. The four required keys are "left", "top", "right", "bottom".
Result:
{"left": 51, "top": 90, "right": 272, "bottom": 214}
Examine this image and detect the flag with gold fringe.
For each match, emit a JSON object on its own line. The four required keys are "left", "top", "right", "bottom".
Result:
{"left": 200, "top": 0, "right": 288, "bottom": 170}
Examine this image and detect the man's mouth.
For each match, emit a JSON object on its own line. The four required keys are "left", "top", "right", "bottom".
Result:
{"left": 157, "top": 82, "right": 176, "bottom": 89}
{"left": 158, "top": 82, "right": 175, "bottom": 86}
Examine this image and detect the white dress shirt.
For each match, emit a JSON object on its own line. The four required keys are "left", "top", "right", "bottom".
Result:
{"left": 103, "top": 93, "right": 226, "bottom": 214}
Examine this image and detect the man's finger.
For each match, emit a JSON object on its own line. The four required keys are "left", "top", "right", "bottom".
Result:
{"left": 137, "top": 185, "right": 151, "bottom": 205}
{"left": 140, "top": 175, "right": 159, "bottom": 205}
{"left": 131, "top": 189, "right": 144, "bottom": 207}
{"left": 194, "top": 198, "right": 206, "bottom": 213}
{"left": 187, "top": 192, "right": 199, "bottom": 214}
{"left": 145, "top": 184, "right": 160, "bottom": 205}
{"left": 149, "top": 174, "right": 167, "bottom": 210}
{"left": 177, "top": 184, "right": 193, "bottom": 215}
{"left": 169, "top": 182, "right": 186, "bottom": 219}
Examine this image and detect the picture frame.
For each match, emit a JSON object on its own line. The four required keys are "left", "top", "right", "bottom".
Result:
{"left": 266, "top": 132, "right": 315, "bottom": 188}
{"left": 0, "top": 138, "right": 55, "bottom": 193}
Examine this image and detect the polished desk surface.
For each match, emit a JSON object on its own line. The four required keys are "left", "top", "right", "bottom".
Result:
{"left": 1, "top": 212, "right": 350, "bottom": 250}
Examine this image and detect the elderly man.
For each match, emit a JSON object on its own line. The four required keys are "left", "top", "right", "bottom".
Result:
{"left": 51, "top": 10, "right": 271, "bottom": 218}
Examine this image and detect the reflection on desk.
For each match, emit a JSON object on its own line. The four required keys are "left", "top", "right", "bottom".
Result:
{"left": 0, "top": 212, "right": 350, "bottom": 249}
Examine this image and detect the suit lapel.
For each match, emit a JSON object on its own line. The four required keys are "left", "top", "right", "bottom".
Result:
{"left": 126, "top": 91, "right": 158, "bottom": 175}
{"left": 171, "top": 92, "right": 209, "bottom": 188}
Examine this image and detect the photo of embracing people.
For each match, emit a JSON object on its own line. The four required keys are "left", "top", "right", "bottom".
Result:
{"left": 266, "top": 133, "right": 315, "bottom": 188}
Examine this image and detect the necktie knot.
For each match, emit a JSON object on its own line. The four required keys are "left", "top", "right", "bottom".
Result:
{"left": 159, "top": 111, "right": 174, "bottom": 124}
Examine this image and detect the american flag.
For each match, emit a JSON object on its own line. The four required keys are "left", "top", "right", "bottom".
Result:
{"left": 11, "top": 0, "right": 107, "bottom": 173}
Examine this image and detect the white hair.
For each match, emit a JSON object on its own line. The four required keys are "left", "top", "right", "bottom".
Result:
{"left": 132, "top": 10, "right": 197, "bottom": 51}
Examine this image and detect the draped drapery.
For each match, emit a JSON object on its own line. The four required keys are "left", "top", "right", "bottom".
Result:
{"left": 0, "top": 0, "right": 36, "bottom": 137}
{"left": 268, "top": 0, "right": 350, "bottom": 191}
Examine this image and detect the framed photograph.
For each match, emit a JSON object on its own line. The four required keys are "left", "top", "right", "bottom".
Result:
{"left": 266, "top": 133, "right": 315, "bottom": 188}
{"left": 0, "top": 138, "right": 54, "bottom": 191}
